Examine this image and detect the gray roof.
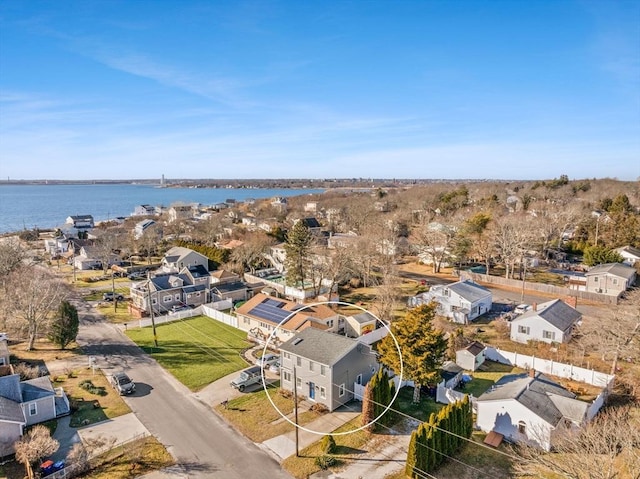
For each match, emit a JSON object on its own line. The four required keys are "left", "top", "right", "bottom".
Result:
{"left": 585, "top": 262, "right": 636, "bottom": 279}
{"left": 185, "top": 265, "right": 210, "bottom": 279}
{"left": 478, "top": 372, "right": 587, "bottom": 426}
{"left": 211, "top": 281, "right": 248, "bottom": 294}
{"left": 280, "top": 328, "right": 360, "bottom": 366}
{"left": 0, "top": 396, "right": 24, "bottom": 423}
{"left": 441, "top": 361, "right": 463, "bottom": 382}
{"left": 0, "top": 374, "right": 23, "bottom": 403}
{"left": 616, "top": 245, "right": 640, "bottom": 258}
{"left": 447, "top": 280, "right": 492, "bottom": 303}
{"left": 513, "top": 299, "right": 581, "bottom": 331}
{"left": 21, "top": 376, "right": 55, "bottom": 401}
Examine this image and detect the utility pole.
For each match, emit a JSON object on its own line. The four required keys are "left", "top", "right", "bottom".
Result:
{"left": 146, "top": 282, "right": 158, "bottom": 347}
{"left": 293, "top": 366, "right": 299, "bottom": 457}
{"left": 520, "top": 256, "right": 527, "bottom": 304}
{"left": 112, "top": 270, "right": 117, "bottom": 313}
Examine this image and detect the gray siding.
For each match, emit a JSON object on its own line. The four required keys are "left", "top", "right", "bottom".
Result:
{"left": 23, "top": 397, "right": 56, "bottom": 426}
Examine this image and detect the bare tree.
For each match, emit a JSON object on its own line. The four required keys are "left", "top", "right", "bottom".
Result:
{"left": 412, "top": 220, "right": 458, "bottom": 273}
{"left": 14, "top": 425, "right": 59, "bottom": 479}
{"left": 513, "top": 405, "right": 640, "bottom": 479}
{"left": 0, "top": 238, "right": 26, "bottom": 277}
{"left": 492, "top": 215, "right": 532, "bottom": 279}
{"left": 229, "top": 233, "right": 273, "bottom": 274}
{"left": 6, "top": 266, "right": 69, "bottom": 350}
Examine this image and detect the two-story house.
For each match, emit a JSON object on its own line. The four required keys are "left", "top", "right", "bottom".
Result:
{"left": 65, "top": 215, "right": 94, "bottom": 229}
{"left": 278, "top": 328, "right": 380, "bottom": 411}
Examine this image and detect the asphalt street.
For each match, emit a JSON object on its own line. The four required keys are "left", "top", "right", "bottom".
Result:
{"left": 72, "top": 296, "right": 292, "bottom": 479}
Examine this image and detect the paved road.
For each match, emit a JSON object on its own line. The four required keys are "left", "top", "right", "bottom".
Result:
{"left": 72, "top": 296, "right": 292, "bottom": 479}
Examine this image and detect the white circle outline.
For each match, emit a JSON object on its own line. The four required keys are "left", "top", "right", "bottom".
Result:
{"left": 260, "top": 300, "right": 403, "bottom": 436}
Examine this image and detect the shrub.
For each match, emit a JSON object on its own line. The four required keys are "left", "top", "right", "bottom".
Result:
{"left": 315, "top": 455, "right": 336, "bottom": 470}
{"left": 278, "top": 388, "right": 293, "bottom": 399}
{"left": 310, "top": 403, "right": 329, "bottom": 414}
{"left": 320, "top": 434, "right": 336, "bottom": 454}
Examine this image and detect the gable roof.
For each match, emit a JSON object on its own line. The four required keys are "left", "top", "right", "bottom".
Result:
{"left": 163, "top": 246, "right": 206, "bottom": 264}
{"left": 441, "top": 361, "right": 463, "bottom": 382}
{"left": 279, "top": 328, "right": 360, "bottom": 366}
{"left": 21, "top": 377, "right": 55, "bottom": 401}
{"left": 236, "top": 293, "right": 336, "bottom": 327}
{"left": 0, "top": 375, "right": 22, "bottom": 403}
{"left": 512, "top": 299, "right": 582, "bottom": 331}
{"left": 477, "top": 372, "right": 587, "bottom": 426}
{"left": 462, "top": 341, "right": 485, "bottom": 356}
{"left": 447, "top": 280, "right": 492, "bottom": 302}
{"left": 585, "top": 262, "right": 636, "bottom": 279}
{"left": 0, "top": 396, "right": 24, "bottom": 424}
{"left": 615, "top": 245, "right": 640, "bottom": 258}
{"left": 301, "top": 217, "right": 321, "bottom": 229}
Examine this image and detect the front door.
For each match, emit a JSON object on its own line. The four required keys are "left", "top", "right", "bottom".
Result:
{"left": 309, "top": 381, "right": 315, "bottom": 400}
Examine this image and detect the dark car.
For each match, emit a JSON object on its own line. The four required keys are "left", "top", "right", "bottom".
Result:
{"left": 103, "top": 292, "right": 124, "bottom": 301}
{"left": 111, "top": 371, "right": 135, "bottom": 395}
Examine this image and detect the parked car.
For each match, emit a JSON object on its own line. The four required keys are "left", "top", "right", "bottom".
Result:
{"left": 268, "top": 361, "right": 281, "bottom": 374}
{"left": 255, "top": 353, "right": 279, "bottom": 369}
{"left": 230, "top": 365, "right": 262, "bottom": 392}
{"left": 128, "top": 271, "right": 146, "bottom": 280}
{"left": 514, "top": 304, "right": 532, "bottom": 315}
{"left": 111, "top": 371, "right": 136, "bottom": 395}
{"left": 103, "top": 292, "right": 124, "bottom": 301}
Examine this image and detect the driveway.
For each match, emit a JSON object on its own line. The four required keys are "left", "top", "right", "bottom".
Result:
{"left": 70, "top": 295, "right": 292, "bottom": 479}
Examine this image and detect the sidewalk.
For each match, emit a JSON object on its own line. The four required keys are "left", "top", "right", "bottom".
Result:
{"left": 261, "top": 404, "right": 361, "bottom": 460}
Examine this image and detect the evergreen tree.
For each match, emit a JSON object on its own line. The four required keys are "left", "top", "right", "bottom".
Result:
{"left": 284, "top": 220, "right": 313, "bottom": 287}
{"left": 361, "top": 382, "right": 376, "bottom": 431}
{"left": 48, "top": 300, "right": 79, "bottom": 350}
{"left": 405, "top": 428, "right": 420, "bottom": 478}
{"left": 377, "top": 304, "right": 447, "bottom": 403}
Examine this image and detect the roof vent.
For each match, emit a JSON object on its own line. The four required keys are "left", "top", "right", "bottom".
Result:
{"left": 293, "top": 338, "right": 303, "bottom": 346}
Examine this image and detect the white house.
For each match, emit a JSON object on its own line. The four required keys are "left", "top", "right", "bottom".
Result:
{"left": 614, "top": 245, "right": 640, "bottom": 267}
{"left": 134, "top": 219, "right": 157, "bottom": 239}
{"left": 476, "top": 370, "right": 589, "bottom": 451}
{"left": 456, "top": 341, "right": 486, "bottom": 371}
{"left": 65, "top": 215, "right": 94, "bottom": 229}
{"left": 585, "top": 263, "right": 637, "bottom": 296}
{"left": 410, "top": 280, "right": 492, "bottom": 324}
{"left": 510, "top": 299, "right": 582, "bottom": 344}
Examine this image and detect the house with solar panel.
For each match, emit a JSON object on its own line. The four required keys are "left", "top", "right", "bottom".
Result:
{"left": 235, "top": 293, "right": 341, "bottom": 348}
{"left": 278, "top": 328, "right": 380, "bottom": 411}
{"left": 476, "top": 370, "right": 591, "bottom": 451}
{"left": 409, "top": 280, "right": 492, "bottom": 324}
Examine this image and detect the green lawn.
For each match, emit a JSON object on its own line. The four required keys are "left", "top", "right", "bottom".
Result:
{"left": 392, "top": 386, "right": 444, "bottom": 423}
{"left": 458, "top": 360, "right": 522, "bottom": 398}
{"left": 126, "top": 316, "right": 251, "bottom": 391}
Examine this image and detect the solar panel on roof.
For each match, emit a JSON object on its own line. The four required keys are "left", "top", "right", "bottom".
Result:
{"left": 251, "top": 303, "right": 291, "bottom": 324}
{"left": 265, "top": 298, "right": 285, "bottom": 308}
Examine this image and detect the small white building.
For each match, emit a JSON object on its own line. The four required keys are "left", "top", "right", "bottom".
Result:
{"left": 456, "top": 341, "right": 486, "bottom": 372}
{"left": 476, "top": 371, "right": 589, "bottom": 451}
{"left": 585, "top": 263, "right": 637, "bottom": 296}
{"left": 510, "top": 299, "right": 582, "bottom": 344}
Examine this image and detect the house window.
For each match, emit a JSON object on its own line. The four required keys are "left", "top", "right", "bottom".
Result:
{"left": 612, "top": 278, "right": 618, "bottom": 285}
{"left": 296, "top": 357, "right": 302, "bottom": 367}
{"left": 594, "top": 277, "right": 598, "bottom": 282}
{"left": 444, "top": 289, "right": 450, "bottom": 297}
{"left": 163, "top": 296, "right": 172, "bottom": 303}
{"left": 29, "top": 403, "right": 37, "bottom": 416}
{"left": 296, "top": 377, "right": 302, "bottom": 389}
{"left": 339, "top": 383, "right": 345, "bottom": 397}
{"left": 356, "top": 374, "right": 362, "bottom": 385}
{"left": 0, "top": 357, "right": 4, "bottom": 366}
{"left": 327, "top": 319, "right": 334, "bottom": 327}
{"left": 175, "top": 294, "right": 180, "bottom": 300}
{"left": 283, "top": 371, "right": 291, "bottom": 382}
{"left": 320, "top": 365, "right": 326, "bottom": 376}
{"left": 243, "top": 317, "right": 250, "bottom": 325}
{"left": 518, "top": 325, "right": 530, "bottom": 335}
{"left": 309, "top": 361, "right": 314, "bottom": 372}
{"left": 518, "top": 421, "right": 526, "bottom": 435}
{"left": 152, "top": 297, "right": 157, "bottom": 305}
{"left": 320, "top": 386, "right": 326, "bottom": 399}
{"left": 543, "top": 330, "right": 556, "bottom": 341}
{"left": 284, "top": 352, "right": 290, "bottom": 359}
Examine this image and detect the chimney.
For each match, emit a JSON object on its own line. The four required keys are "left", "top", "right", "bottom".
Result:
{"left": 563, "top": 296, "right": 578, "bottom": 309}
{"left": 529, "top": 369, "right": 536, "bottom": 379}
{"left": 532, "top": 302, "right": 537, "bottom": 312}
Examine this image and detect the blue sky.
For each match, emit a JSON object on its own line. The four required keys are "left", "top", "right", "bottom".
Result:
{"left": 1, "top": 1, "right": 638, "bottom": 181}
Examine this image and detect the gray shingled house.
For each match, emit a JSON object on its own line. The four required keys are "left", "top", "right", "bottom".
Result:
{"left": 476, "top": 370, "right": 590, "bottom": 451}
{"left": 510, "top": 299, "right": 582, "bottom": 344}
{"left": 278, "top": 328, "right": 380, "bottom": 411}
{"left": 409, "top": 280, "right": 492, "bottom": 324}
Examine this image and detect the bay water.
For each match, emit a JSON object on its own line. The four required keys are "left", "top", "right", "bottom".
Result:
{"left": 0, "top": 184, "right": 324, "bottom": 234}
